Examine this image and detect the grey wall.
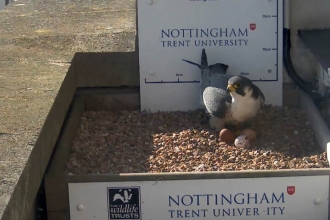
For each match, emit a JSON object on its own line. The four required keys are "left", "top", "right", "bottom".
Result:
{"left": 287, "top": 0, "right": 330, "bottom": 84}
{"left": 0, "top": 0, "right": 5, "bottom": 11}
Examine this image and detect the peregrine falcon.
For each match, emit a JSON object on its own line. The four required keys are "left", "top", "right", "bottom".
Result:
{"left": 182, "top": 48, "right": 265, "bottom": 131}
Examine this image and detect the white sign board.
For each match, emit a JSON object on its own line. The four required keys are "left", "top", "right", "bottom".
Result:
{"left": 69, "top": 176, "right": 329, "bottom": 220}
{"left": 138, "top": 0, "right": 283, "bottom": 112}
{"left": 0, "top": 0, "right": 5, "bottom": 10}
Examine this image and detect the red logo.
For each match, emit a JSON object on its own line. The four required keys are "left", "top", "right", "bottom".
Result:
{"left": 287, "top": 186, "right": 295, "bottom": 195}
{"left": 250, "top": 23, "right": 256, "bottom": 31}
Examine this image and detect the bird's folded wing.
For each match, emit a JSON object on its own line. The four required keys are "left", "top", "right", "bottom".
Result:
{"left": 258, "top": 87, "right": 266, "bottom": 105}
{"left": 203, "top": 87, "right": 231, "bottom": 119}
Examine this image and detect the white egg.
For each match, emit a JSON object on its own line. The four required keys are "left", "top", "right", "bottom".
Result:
{"left": 234, "top": 135, "right": 250, "bottom": 148}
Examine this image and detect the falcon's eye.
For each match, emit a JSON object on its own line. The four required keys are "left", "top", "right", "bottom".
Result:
{"left": 234, "top": 84, "right": 241, "bottom": 88}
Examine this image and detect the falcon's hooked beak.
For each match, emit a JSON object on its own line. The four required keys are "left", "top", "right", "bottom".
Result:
{"left": 227, "top": 85, "right": 236, "bottom": 93}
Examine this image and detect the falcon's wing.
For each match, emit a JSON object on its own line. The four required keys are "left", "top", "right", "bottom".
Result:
{"left": 181, "top": 48, "right": 233, "bottom": 117}
{"left": 202, "top": 73, "right": 233, "bottom": 119}
{"left": 251, "top": 84, "right": 266, "bottom": 106}
{"left": 203, "top": 87, "right": 231, "bottom": 118}
{"left": 258, "top": 87, "right": 265, "bottom": 106}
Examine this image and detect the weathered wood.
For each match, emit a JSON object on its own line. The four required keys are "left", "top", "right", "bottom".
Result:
{"left": 47, "top": 95, "right": 85, "bottom": 174}
{"left": 46, "top": 169, "right": 330, "bottom": 186}
{"left": 44, "top": 86, "right": 326, "bottom": 219}
{"left": 65, "top": 169, "right": 330, "bottom": 183}
{"left": 75, "top": 51, "right": 139, "bottom": 88}
{"left": 283, "top": 89, "right": 301, "bottom": 108}
{"left": 27, "top": 200, "right": 36, "bottom": 220}
{"left": 47, "top": 211, "right": 70, "bottom": 220}
{"left": 85, "top": 93, "right": 140, "bottom": 111}
{"left": 83, "top": 88, "right": 140, "bottom": 111}
{"left": 45, "top": 88, "right": 140, "bottom": 219}
{"left": 44, "top": 94, "right": 84, "bottom": 218}
{"left": 45, "top": 175, "right": 69, "bottom": 212}
{"left": 47, "top": 87, "right": 140, "bottom": 175}
{"left": 0, "top": 65, "right": 76, "bottom": 220}
{"left": 76, "top": 87, "right": 139, "bottom": 96}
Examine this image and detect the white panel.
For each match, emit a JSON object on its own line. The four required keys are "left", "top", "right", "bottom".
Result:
{"left": 69, "top": 176, "right": 329, "bottom": 220}
{"left": 138, "top": 0, "right": 283, "bottom": 112}
{"left": 0, "top": 0, "right": 5, "bottom": 10}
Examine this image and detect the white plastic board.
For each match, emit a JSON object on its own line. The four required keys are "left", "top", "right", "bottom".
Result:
{"left": 69, "top": 176, "right": 329, "bottom": 220}
{"left": 0, "top": 0, "right": 5, "bottom": 10}
{"left": 138, "top": 0, "right": 283, "bottom": 112}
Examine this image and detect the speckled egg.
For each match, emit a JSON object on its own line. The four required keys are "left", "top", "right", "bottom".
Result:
{"left": 219, "top": 128, "right": 236, "bottom": 143}
{"left": 234, "top": 135, "right": 250, "bottom": 148}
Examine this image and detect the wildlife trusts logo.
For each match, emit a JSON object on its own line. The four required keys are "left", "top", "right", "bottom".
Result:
{"left": 107, "top": 187, "right": 141, "bottom": 220}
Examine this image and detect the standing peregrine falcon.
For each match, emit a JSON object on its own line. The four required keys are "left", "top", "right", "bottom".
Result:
{"left": 182, "top": 48, "right": 265, "bottom": 131}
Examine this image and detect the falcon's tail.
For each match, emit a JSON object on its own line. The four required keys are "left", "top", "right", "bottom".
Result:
{"left": 200, "top": 48, "right": 208, "bottom": 70}
{"left": 181, "top": 59, "right": 201, "bottom": 69}
{"left": 181, "top": 48, "right": 208, "bottom": 71}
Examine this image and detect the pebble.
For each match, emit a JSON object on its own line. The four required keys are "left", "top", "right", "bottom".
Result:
{"left": 71, "top": 161, "right": 79, "bottom": 167}
{"left": 263, "top": 151, "right": 270, "bottom": 156}
{"left": 209, "top": 140, "right": 216, "bottom": 145}
{"left": 65, "top": 105, "right": 328, "bottom": 174}
{"left": 303, "top": 157, "right": 312, "bottom": 163}
{"left": 228, "top": 156, "right": 236, "bottom": 163}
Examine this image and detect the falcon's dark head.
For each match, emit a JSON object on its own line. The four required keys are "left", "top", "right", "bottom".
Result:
{"left": 226, "top": 76, "right": 264, "bottom": 101}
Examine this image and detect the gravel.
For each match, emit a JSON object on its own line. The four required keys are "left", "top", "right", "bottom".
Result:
{"left": 65, "top": 104, "right": 328, "bottom": 174}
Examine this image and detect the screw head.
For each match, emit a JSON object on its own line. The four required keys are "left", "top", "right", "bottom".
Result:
{"left": 77, "top": 204, "right": 84, "bottom": 211}
{"left": 147, "top": 0, "right": 153, "bottom": 5}
{"left": 314, "top": 198, "right": 321, "bottom": 205}
{"left": 149, "top": 71, "right": 155, "bottom": 76}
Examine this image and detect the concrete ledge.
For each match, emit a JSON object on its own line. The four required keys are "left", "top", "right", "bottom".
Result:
{"left": 1, "top": 66, "right": 76, "bottom": 220}
{"left": 0, "top": 0, "right": 137, "bottom": 219}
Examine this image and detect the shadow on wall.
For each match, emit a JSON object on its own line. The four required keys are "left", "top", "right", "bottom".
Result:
{"left": 73, "top": 51, "right": 140, "bottom": 88}
{"left": 72, "top": 32, "right": 140, "bottom": 88}
{"left": 0, "top": 0, "right": 5, "bottom": 10}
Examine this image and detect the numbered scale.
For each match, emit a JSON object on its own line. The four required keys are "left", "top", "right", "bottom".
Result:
{"left": 138, "top": 0, "right": 283, "bottom": 112}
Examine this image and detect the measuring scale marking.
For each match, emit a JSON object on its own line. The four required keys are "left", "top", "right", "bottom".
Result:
{"left": 138, "top": 0, "right": 284, "bottom": 110}
{"left": 143, "top": 0, "right": 281, "bottom": 84}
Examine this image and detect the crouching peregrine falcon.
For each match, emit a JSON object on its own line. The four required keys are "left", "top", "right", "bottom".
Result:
{"left": 182, "top": 48, "right": 265, "bottom": 131}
